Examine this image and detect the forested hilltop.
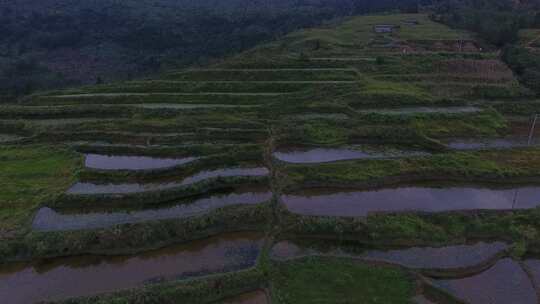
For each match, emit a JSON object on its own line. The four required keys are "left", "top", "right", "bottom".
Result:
{"left": 433, "top": 0, "right": 540, "bottom": 94}
{"left": 2, "top": 0, "right": 540, "bottom": 100}
{"left": 0, "top": 0, "right": 422, "bottom": 99}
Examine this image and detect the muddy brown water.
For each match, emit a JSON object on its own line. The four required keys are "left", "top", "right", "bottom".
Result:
{"left": 273, "top": 147, "right": 427, "bottom": 163}
{"left": 432, "top": 258, "right": 537, "bottom": 304}
{"left": 0, "top": 233, "right": 264, "bottom": 304}
{"left": 33, "top": 189, "right": 273, "bottom": 231}
{"left": 271, "top": 240, "right": 508, "bottom": 270}
{"left": 85, "top": 153, "right": 198, "bottom": 170}
{"left": 67, "top": 167, "right": 269, "bottom": 195}
{"left": 282, "top": 186, "right": 540, "bottom": 217}
{"left": 220, "top": 290, "right": 268, "bottom": 304}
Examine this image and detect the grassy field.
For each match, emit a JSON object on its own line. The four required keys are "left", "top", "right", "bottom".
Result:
{"left": 270, "top": 258, "right": 414, "bottom": 304}
{"left": 0, "top": 146, "right": 81, "bottom": 238}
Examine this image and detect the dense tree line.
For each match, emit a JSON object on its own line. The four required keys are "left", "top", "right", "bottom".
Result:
{"left": 433, "top": 0, "right": 540, "bottom": 95}
{"left": 0, "top": 0, "right": 423, "bottom": 99}
{"left": 432, "top": 0, "right": 538, "bottom": 46}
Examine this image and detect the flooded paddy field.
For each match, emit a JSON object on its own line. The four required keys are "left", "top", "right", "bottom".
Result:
{"left": 361, "top": 242, "right": 508, "bottom": 270}
{"left": 429, "top": 258, "right": 538, "bottom": 304}
{"left": 289, "top": 113, "right": 349, "bottom": 120}
{"left": 67, "top": 167, "right": 269, "bottom": 195}
{"left": 33, "top": 188, "right": 273, "bottom": 231}
{"left": 273, "top": 146, "right": 428, "bottom": 163}
{"left": 0, "top": 232, "right": 264, "bottom": 304}
{"left": 523, "top": 259, "right": 540, "bottom": 290}
{"left": 43, "top": 92, "right": 286, "bottom": 98}
{"left": 129, "top": 103, "right": 261, "bottom": 109}
{"left": 445, "top": 118, "right": 540, "bottom": 150}
{"left": 446, "top": 119, "right": 540, "bottom": 149}
{"left": 356, "top": 106, "right": 481, "bottom": 115}
{"left": 446, "top": 137, "right": 536, "bottom": 150}
{"left": 84, "top": 153, "right": 198, "bottom": 170}
{"left": 271, "top": 240, "right": 508, "bottom": 272}
{"left": 282, "top": 186, "right": 540, "bottom": 217}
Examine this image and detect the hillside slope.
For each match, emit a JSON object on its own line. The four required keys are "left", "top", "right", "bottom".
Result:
{"left": 2, "top": 13, "right": 540, "bottom": 304}
{"left": 0, "top": 0, "right": 422, "bottom": 100}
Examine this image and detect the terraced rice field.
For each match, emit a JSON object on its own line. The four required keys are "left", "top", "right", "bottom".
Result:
{"left": 2, "top": 13, "right": 540, "bottom": 304}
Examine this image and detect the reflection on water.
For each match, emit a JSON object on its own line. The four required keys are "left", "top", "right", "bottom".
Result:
{"left": 271, "top": 240, "right": 508, "bottom": 270}
{"left": 523, "top": 259, "right": 540, "bottom": 292}
{"left": 67, "top": 167, "right": 269, "bottom": 195}
{"left": 447, "top": 137, "right": 539, "bottom": 150}
{"left": 85, "top": 153, "right": 198, "bottom": 170}
{"left": 33, "top": 189, "right": 272, "bottom": 231}
{"left": 362, "top": 242, "right": 508, "bottom": 270}
{"left": 432, "top": 259, "right": 537, "bottom": 304}
{"left": 357, "top": 106, "right": 480, "bottom": 115}
{"left": 0, "top": 233, "right": 264, "bottom": 304}
{"left": 282, "top": 186, "right": 540, "bottom": 217}
{"left": 274, "top": 147, "right": 427, "bottom": 163}
{"left": 131, "top": 103, "right": 258, "bottom": 109}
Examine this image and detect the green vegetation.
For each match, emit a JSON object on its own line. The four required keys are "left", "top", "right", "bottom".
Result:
{"left": 281, "top": 148, "right": 540, "bottom": 187}
{"left": 281, "top": 207, "right": 540, "bottom": 249}
{"left": 0, "top": 145, "right": 81, "bottom": 238}
{"left": 56, "top": 268, "right": 266, "bottom": 304}
{"left": 0, "top": 203, "right": 271, "bottom": 263}
{"left": 270, "top": 258, "right": 415, "bottom": 304}
{"left": 3, "top": 8, "right": 540, "bottom": 304}
{"left": 518, "top": 29, "right": 540, "bottom": 46}
{"left": 52, "top": 176, "right": 269, "bottom": 209}
{"left": 0, "top": 0, "right": 422, "bottom": 99}
{"left": 503, "top": 46, "right": 540, "bottom": 94}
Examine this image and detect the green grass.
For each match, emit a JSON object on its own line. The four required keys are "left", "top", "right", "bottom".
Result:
{"left": 270, "top": 257, "right": 415, "bottom": 304}
{"left": 163, "top": 69, "right": 359, "bottom": 82}
{"left": 0, "top": 145, "right": 81, "bottom": 237}
{"left": 281, "top": 148, "right": 540, "bottom": 187}
{"left": 355, "top": 78, "right": 433, "bottom": 105}
{"left": 283, "top": 14, "right": 468, "bottom": 54}
{"left": 48, "top": 268, "right": 266, "bottom": 304}
{"left": 519, "top": 29, "right": 540, "bottom": 46}
{"left": 215, "top": 13, "right": 472, "bottom": 70}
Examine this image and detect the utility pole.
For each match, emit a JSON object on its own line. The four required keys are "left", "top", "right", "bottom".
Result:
{"left": 528, "top": 114, "right": 538, "bottom": 145}
{"left": 512, "top": 113, "right": 538, "bottom": 209}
